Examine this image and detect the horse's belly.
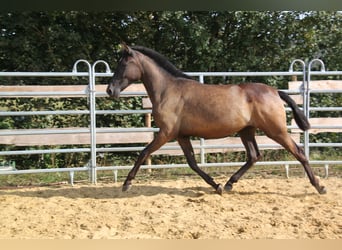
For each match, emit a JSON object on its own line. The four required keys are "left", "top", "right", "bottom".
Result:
{"left": 178, "top": 101, "right": 251, "bottom": 138}
{"left": 180, "top": 118, "right": 246, "bottom": 139}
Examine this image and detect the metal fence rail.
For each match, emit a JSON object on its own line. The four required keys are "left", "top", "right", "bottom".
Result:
{"left": 0, "top": 59, "right": 341, "bottom": 184}
{"left": 304, "top": 59, "right": 342, "bottom": 157}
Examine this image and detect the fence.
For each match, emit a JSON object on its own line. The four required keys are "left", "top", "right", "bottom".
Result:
{"left": 0, "top": 59, "right": 341, "bottom": 184}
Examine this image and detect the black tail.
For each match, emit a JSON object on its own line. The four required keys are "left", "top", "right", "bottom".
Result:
{"left": 278, "top": 91, "right": 310, "bottom": 131}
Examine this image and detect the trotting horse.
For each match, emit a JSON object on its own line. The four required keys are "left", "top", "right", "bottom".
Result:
{"left": 106, "top": 43, "right": 326, "bottom": 195}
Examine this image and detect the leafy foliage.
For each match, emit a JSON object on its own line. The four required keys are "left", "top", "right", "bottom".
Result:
{"left": 0, "top": 11, "right": 341, "bottom": 170}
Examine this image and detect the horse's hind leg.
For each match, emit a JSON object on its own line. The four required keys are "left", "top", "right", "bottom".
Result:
{"left": 267, "top": 132, "right": 326, "bottom": 194}
{"left": 177, "top": 137, "right": 223, "bottom": 195}
{"left": 224, "top": 127, "right": 262, "bottom": 192}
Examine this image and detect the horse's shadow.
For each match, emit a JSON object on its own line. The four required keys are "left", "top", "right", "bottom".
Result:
{"left": 0, "top": 182, "right": 316, "bottom": 200}
{"left": 0, "top": 184, "right": 214, "bottom": 199}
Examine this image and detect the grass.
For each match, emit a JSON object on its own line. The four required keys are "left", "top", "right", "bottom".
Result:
{"left": 0, "top": 149, "right": 341, "bottom": 188}
{"left": 1, "top": 163, "right": 341, "bottom": 188}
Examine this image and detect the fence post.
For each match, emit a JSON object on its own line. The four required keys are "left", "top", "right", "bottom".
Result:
{"left": 145, "top": 112, "right": 152, "bottom": 169}
{"left": 289, "top": 59, "right": 308, "bottom": 159}
{"left": 72, "top": 60, "right": 93, "bottom": 182}
{"left": 90, "top": 60, "right": 112, "bottom": 184}
{"left": 306, "top": 59, "right": 326, "bottom": 159}
{"left": 198, "top": 74, "right": 206, "bottom": 165}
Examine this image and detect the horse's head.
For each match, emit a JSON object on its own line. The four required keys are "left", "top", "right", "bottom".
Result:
{"left": 107, "top": 43, "right": 143, "bottom": 99}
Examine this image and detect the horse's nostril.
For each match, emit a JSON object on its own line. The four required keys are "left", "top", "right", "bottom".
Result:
{"left": 106, "top": 85, "right": 113, "bottom": 96}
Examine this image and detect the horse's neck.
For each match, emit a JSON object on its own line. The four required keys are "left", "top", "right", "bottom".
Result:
{"left": 140, "top": 59, "right": 170, "bottom": 105}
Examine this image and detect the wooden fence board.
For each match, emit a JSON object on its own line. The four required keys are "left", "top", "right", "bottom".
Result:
{"left": 291, "top": 118, "right": 342, "bottom": 134}
{"left": 0, "top": 128, "right": 154, "bottom": 146}
{"left": 0, "top": 84, "right": 146, "bottom": 97}
{"left": 1, "top": 80, "right": 339, "bottom": 155}
{"left": 289, "top": 80, "right": 342, "bottom": 91}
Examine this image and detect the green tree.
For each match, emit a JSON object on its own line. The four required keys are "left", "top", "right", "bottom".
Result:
{"left": 0, "top": 11, "right": 341, "bottom": 170}
{"left": 1, "top": 11, "right": 341, "bottom": 73}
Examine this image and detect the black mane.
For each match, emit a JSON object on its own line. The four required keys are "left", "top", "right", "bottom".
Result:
{"left": 131, "top": 46, "right": 193, "bottom": 80}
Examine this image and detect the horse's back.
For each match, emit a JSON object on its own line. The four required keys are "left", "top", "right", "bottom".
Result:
{"left": 174, "top": 82, "right": 253, "bottom": 138}
{"left": 174, "top": 81, "right": 285, "bottom": 138}
{"left": 179, "top": 81, "right": 280, "bottom": 111}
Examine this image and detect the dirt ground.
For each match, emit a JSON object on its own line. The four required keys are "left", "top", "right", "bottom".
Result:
{"left": 0, "top": 176, "right": 341, "bottom": 239}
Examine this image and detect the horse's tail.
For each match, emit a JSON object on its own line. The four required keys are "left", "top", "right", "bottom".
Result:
{"left": 278, "top": 90, "right": 311, "bottom": 131}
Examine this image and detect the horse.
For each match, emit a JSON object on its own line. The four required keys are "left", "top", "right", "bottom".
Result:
{"left": 106, "top": 43, "right": 326, "bottom": 195}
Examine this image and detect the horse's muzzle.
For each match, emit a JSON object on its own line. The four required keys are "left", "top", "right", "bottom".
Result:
{"left": 106, "top": 84, "right": 121, "bottom": 99}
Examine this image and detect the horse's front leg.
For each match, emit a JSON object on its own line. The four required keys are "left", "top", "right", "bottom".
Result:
{"left": 122, "top": 131, "right": 170, "bottom": 191}
{"left": 177, "top": 137, "right": 223, "bottom": 195}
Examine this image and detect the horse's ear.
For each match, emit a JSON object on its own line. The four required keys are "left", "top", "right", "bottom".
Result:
{"left": 120, "top": 42, "right": 133, "bottom": 55}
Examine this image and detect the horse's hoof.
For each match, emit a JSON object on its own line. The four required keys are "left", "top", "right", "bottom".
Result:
{"left": 216, "top": 184, "right": 223, "bottom": 195}
{"left": 224, "top": 183, "right": 233, "bottom": 192}
{"left": 318, "top": 186, "right": 327, "bottom": 195}
{"left": 122, "top": 183, "right": 132, "bottom": 192}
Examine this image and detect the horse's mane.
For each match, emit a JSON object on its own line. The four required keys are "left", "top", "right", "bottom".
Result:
{"left": 131, "top": 46, "right": 193, "bottom": 80}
